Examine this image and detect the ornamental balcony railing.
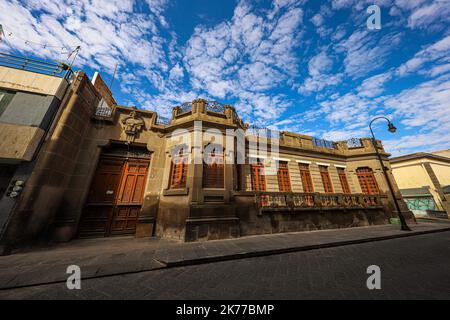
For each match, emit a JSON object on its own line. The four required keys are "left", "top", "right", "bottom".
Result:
{"left": 178, "top": 101, "right": 192, "bottom": 114}
{"left": 155, "top": 115, "right": 171, "bottom": 125}
{"left": 206, "top": 100, "right": 225, "bottom": 113}
{"left": 94, "top": 100, "right": 113, "bottom": 118}
{"left": 347, "top": 138, "right": 363, "bottom": 148}
{"left": 247, "top": 125, "right": 280, "bottom": 139}
{"left": 254, "top": 192, "right": 382, "bottom": 213}
{"left": 312, "top": 137, "right": 336, "bottom": 149}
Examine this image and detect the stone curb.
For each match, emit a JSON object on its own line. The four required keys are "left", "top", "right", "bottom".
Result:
{"left": 155, "top": 227, "right": 450, "bottom": 268}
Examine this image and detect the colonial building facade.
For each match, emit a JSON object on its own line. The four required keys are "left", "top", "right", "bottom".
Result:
{"left": 0, "top": 54, "right": 414, "bottom": 253}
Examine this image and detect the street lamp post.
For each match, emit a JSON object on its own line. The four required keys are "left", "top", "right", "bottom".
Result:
{"left": 369, "top": 116, "right": 411, "bottom": 231}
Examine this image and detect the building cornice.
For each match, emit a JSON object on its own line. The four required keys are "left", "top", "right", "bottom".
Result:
{"left": 390, "top": 152, "right": 450, "bottom": 164}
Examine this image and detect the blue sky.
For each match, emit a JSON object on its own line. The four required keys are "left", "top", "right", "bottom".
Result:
{"left": 0, "top": 0, "right": 449, "bottom": 155}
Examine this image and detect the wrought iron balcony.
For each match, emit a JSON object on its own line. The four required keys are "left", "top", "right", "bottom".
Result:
{"left": 312, "top": 137, "right": 336, "bottom": 149}
{"left": 155, "top": 115, "right": 171, "bottom": 125}
{"left": 206, "top": 101, "right": 225, "bottom": 113}
{"left": 254, "top": 192, "right": 383, "bottom": 213}
{"left": 347, "top": 138, "right": 363, "bottom": 148}
{"left": 178, "top": 101, "right": 192, "bottom": 114}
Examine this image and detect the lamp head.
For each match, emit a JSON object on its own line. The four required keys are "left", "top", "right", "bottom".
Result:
{"left": 388, "top": 122, "right": 397, "bottom": 133}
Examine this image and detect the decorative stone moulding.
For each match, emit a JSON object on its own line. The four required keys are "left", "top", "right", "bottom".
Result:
{"left": 121, "top": 110, "right": 145, "bottom": 141}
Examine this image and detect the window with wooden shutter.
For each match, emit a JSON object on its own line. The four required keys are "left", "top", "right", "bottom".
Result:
{"left": 319, "top": 165, "right": 333, "bottom": 193}
{"left": 356, "top": 167, "right": 380, "bottom": 195}
{"left": 337, "top": 167, "right": 351, "bottom": 194}
{"left": 169, "top": 149, "right": 188, "bottom": 189}
{"left": 251, "top": 159, "right": 266, "bottom": 191}
{"left": 203, "top": 151, "right": 224, "bottom": 188}
{"left": 299, "top": 163, "right": 314, "bottom": 192}
{"left": 277, "top": 161, "right": 291, "bottom": 192}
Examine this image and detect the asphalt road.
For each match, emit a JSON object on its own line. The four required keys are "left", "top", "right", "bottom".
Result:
{"left": 1, "top": 231, "right": 449, "bottom": 300}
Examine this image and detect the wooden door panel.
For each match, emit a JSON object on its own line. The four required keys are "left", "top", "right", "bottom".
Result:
{"left": 78, "top": 206, "right": 113, "bottom": 238}
{"left": 110, "top": 207, "right": 140, "bottom": 235}
{"left": 80, "top": 157, "right": 149, "bottom": 238}
{"left": 117, "top": 161, "right": 149, "bottom": 204}
{"left": 133, "top": 175, "right": 146, "bottom": 202}
{"left": 87, "top": 158, "right": 123, "bottom": 204}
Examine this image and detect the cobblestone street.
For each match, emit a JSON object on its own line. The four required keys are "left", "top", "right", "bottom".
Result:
{"left": 1, "top": 231, "right": 449, "bottom": 300}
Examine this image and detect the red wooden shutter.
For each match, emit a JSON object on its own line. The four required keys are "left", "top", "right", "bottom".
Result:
{"left": 251, "top": 160, "right": 266, "bottom": 191}
{"left": 277, "top": 161, "right": 291, "bottom": 192}
{"left": 203, "top": 152, "right": 224, "bottom": 188}
{"left": 299, "top": 163, "right": 314, "bottom": 192}
{"left": 319, "top": 165, "right": 333, "bottom": 193}
{"left": 337, "top": 168, "right": 351, "bottom": 194}
{"left": 356, "top": 167, "right": 379, "bottom": 195}
{"left": 170, "top": 151, "right": 188, "bottom": 189}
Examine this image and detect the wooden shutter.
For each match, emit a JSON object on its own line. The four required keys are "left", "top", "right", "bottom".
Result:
{"left": 169, "top": 152, "right": 188, "bottom": 189}
{"left": 203, "top": 152, "right": 224, "bottom": 188}
{"left": 337, "top": 168, "right": 351, "bottom": 194}
{"left": 356, "top": 167, "right": 380, "bottom": 195}
{"left": 319, "top": 165, "right": 333, "bottom": 193}
{"left": 251, "top": 161, "right": 266, "bottom": 191}
{"left": 299, "top": 163, "right": 314, "bottom": 192}
{"left": 277, "top": 161, "right": 291, "bottom": 192}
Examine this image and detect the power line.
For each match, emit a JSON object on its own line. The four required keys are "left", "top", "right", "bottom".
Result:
{"left": 0, "top": 24, "right": 80, "bottom": 58}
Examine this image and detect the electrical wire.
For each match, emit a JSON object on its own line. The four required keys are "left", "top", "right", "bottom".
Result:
{"left": 0, "top": 24, "right": 80, "bottom": 58}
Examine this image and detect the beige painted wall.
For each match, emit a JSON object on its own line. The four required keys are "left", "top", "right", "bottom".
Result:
{"left": 0, "top": 66, "right": 68, "bottom": 100}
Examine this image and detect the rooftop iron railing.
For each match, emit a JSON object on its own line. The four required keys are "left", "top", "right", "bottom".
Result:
{"left": 0, "top": 52, "right": 74, "bottom": 80}
{"left": 156, "top": 115, "right": 171, "bottom": 125}
{"left": 247, "top": 125, "right": 280, "bottom": 139}
{"left": 347, "top": 138, "right": 363, "bottom": 148}
{"left": 206, "top": 100, "right": 225, "bottom": 113}
{"left": 94, "top": 100, "right": 113, "bottom": 118}
{"left": 178, "top": 101, "right": 192, "bottom": 114}
{"left": 312, "top": 137, "right": 336, "bottom": 149}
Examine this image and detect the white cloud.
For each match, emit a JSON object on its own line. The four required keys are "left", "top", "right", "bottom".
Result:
{"left": 397, "top": 35, "right": 450, "bottom": 76}
{"left": 335, "top": 30, "right": 402, "bottom": 78}
{"left": 0, "top": 0, "right": 168, "bottom": 78}
{"left": 406, "top": 1, "right": 450, "bottom": 29}
{"left": 299, "top": 50, "right": 343, "bottom": 94}
{"left": 357, "top": 71, "right": 393, "bottom": 97}
{"left": 183, "top": 0, "right": 304, "bottom": 124}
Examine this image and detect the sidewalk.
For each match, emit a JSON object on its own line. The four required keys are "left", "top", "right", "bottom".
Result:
{"left": 1, "top": 222, "right": 449, "bottom": 290}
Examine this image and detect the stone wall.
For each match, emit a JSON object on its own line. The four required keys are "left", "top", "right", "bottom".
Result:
{"left": 0, "top": 71, "right": 98, "bottom": 247}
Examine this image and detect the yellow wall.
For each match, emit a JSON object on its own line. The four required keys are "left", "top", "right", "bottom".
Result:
{"left": 430, "top": 162, "right": 450, "bottom": 186}
{"left": 391, "top": 161, "right": 433, "bottom": 189}
{"left": 391, "top": 157, "right": 450, "bottom": 212}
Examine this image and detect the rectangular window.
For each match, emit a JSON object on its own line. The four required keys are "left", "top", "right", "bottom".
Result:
{"left": 203, "top": 151, "right": 224, "bottom": 188}
{"left": 169, "top": 151, "right": 188, "bottom": 189}
{"left": 356, "top": 167, "right": 380, "bottom": 195}
{"left": 319, "top": 165, "right": 333, "bottom": 193}
{"left": 299, "top": 163, "right": 314, "bottom": 192}
{"left": 0, "top": 90, "right": 15, "bottom": 118}
{"left": 251, "top": 159, "right": 266, "bottom": 191}
{"left": 337, "top": 168, "right": 351, "bottom": 194}
{"left": 277, "top": 161, "right": 291, "bottom": 192}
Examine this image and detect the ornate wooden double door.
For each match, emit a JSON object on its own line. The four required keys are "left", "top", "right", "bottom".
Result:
{"left": 78, "top": 156, "right": 149, "bottom": 238}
